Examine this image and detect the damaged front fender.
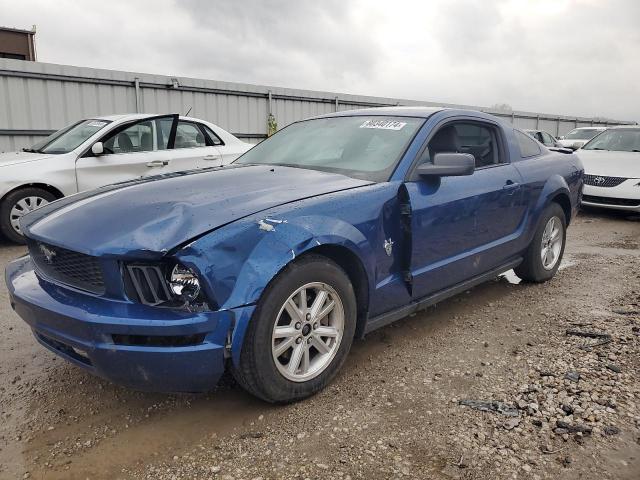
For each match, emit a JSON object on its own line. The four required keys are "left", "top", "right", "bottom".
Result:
{"left": 175, "top": 213, "right": 376, "bottom": 365}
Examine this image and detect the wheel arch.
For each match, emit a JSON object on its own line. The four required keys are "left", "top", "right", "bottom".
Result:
{"left": 1, "top": 183, "right": 65, "bottom": 204}
{"left": 549, "top": 192, "right": 572, "bottom": 226}
{"left": 183, "top": 216, "right": 377, "bottom": 367}
{"left": 302, "top": 244, "right": 370, "bottom": 339}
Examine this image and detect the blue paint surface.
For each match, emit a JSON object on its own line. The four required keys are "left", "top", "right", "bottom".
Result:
{"left": 5, "top": 108, "right": 583, "bottom": 392}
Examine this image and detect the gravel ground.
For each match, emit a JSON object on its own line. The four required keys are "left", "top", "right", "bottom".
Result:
{"left": 0, "top": 209, "right": 638, "bottom": 480}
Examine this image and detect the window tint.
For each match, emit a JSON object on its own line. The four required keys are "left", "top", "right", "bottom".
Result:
{"left": 174, "top": 121, "right": 207, "bottom": 149}
{"left": 515, "top": 130, "right": 542, "bottom": 157}
{"left": 426, "top": 122, "right": 502, "bottom": 168}
{"left": 103, "top": 121, "right": 154, "bottom": 154}
{"left": 202, "top": 125, "right": 223, "bottom": 145}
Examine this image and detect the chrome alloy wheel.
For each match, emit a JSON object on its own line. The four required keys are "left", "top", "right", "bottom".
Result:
{"left": 540, "top": 216, "right": 563, "bottom": 270}
{"left": 10, "top": 196, "right": 49, "bottom": 234}
{"left": 271, "top": 282, "right": 345, "bottom": 382}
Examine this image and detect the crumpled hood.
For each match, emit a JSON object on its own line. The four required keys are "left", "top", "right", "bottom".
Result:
{"left": 22, "top": 164, "right": 372, "bottom": 257}
{"left": 574, "top": 150, "right": 640, "bottom": 178}
{"left": 0, "top": 150, "right": 56, "bottom": 167}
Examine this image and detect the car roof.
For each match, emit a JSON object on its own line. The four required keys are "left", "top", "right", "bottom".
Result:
{"left": 90, "top": 113, "right": 207, "bottom": 123}
{"left": 316, "top": 106, "right": 446, "bottom": 119}
{"left": 607, "top": 125, "right": 640, "bottom": 130}
{"left": 571, "top": 126, "right": 607, "bottom": 130}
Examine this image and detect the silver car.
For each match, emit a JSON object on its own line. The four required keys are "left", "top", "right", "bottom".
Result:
{"left": 0, "top": 114, "right": 251, "bottom": 242}
{"left": 558, "top": 127, "right": 606, "bottom": 150}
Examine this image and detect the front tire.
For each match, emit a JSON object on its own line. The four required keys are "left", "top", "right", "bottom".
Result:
{"left": 233, "top": 254, "right": 357, "bottom": 403}
{"left": 515, "top": 203, "right": 566, "bottom": 283}
{"left": 0, "top": 188, "right": 57, "bottom": 244}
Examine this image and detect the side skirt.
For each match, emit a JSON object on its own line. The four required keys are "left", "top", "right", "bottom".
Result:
{"left": 363, "top": 258, "right": 523, "bottom": 335}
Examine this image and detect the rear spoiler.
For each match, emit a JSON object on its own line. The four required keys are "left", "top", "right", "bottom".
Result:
{"left": 548, "top": 147, "right": 574, "bottom": 154}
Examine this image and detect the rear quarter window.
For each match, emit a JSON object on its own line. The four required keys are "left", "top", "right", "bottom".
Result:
{"left": 515, "top": 130, "right": 542, "bottom": 158}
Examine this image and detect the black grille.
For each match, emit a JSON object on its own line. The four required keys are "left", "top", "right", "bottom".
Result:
{"left": 582, "top": 195, "right": 640, "bottom": 207}
{"left": 584, "top": 174, "right": 628, "bottom": 188}
{"left": 125, "top": 264, "right": 172, "bottom": 306}
{"left": 30, "top": 242, "right": 105, "bottom": 294}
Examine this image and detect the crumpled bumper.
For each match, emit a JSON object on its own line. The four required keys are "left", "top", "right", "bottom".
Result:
{"left": 5, "top": 255, "right": 251, "bottom": 393}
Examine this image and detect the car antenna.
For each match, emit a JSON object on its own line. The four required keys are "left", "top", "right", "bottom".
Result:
{"left": 184, "top": 106, "right": 192, "bottom": 116}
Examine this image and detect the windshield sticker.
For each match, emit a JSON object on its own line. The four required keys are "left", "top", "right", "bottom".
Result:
{"left": 87, "top": 121, "right": 108, "bottom": 128}
{"left": 360, "top": 119, "right": 407, "bottom": 130}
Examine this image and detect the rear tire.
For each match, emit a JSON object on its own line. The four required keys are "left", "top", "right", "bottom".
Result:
{"left": 232, "top": 254, "right": 357, "bottom": 403}
{"left": 515, "top": 203, "right": 566, "bottom": 283}
{"left": 0, "top": 188, "right": 57, "bottom": 244}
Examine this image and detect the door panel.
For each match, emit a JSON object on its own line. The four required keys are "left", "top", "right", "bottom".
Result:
{"left": 170, "top": 121, "right": 223, "bottom": 169}
{"left": 407, "top": 164, "right": 526, "bottom": 300}
{"left": 76, "top": 115, "right": 177, "bottom": 192}
{"left": 76, "top": 150, "right": 173, "bottom": 191}
{"left": 171, "top": 145, "right": 222, "bottom": 169}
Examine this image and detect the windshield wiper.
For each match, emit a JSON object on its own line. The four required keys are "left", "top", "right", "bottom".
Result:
{"left": 590, "top": 147, "right": 608, "bottom": 151}
{"left": 22, "top": 147, "right": 39, "bottom": 153}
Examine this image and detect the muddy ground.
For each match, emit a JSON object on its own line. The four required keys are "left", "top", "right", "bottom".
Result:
{"left": 0, "top": 209, "right": 638, "bottom": 480}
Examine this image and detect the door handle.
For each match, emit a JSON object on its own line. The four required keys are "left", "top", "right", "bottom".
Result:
{"left": 502, "top": 180, "right": 520, "bottom": 194}
{"left": 147, "top": 160, "right": 169, "bottom": 168}
{"left": 203, "top": 155, "right": 219, "bottom": 161}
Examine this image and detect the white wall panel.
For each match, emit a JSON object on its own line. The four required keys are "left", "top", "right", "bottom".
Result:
{"left": 0, "top": 58, "right": 634, "bottom": 153}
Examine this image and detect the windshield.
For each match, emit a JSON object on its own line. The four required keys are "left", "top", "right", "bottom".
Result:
{"left": 26, "top": 119, "right": 111, "bottom": 154}
{"left": 565, "top": 128, "right": 602, "bottom": 140}
{"left": 234, "top": 116, "right": 424, "bottom": 181}
{"left": 582, "top": 129, "right": 640, "bottom": 152}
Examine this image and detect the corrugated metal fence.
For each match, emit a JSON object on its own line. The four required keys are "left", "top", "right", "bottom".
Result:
{"left": 0, "top": 58, "right": 635, "bottom": 152}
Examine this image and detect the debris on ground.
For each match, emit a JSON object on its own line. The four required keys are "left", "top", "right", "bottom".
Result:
{"left": 458, "top": 399, "right": 519, "bottom": 417}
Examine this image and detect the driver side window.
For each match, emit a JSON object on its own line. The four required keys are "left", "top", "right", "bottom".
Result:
{"left": 103, "top": 121, "right": 154, "bottom": 154}
{"left": 423, "top": 122, "right": 503, "bottom": 168}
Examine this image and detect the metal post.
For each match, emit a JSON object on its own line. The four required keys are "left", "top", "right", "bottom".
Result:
{"left": 335, "top": 97, "right": 339, "bottom": 112}
{"left": 134, "top": 77, "right": 141, "bottom": 113}
{"left": 268, "top": 90, "right": 273, "bottom": 115}
{"left": 555, "top": 119, "right": 560, "bottom": 137}
{"left": 536, "top": 115, "right": 540, "bottom": 129}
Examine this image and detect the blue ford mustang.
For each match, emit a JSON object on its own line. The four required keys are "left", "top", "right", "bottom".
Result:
{"left": 5, "top": 107, "right": 583, "bottom": 403}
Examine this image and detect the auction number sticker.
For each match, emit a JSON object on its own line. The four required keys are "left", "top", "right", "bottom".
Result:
{"left": 359, "top": 119, "right": 407, "bottom": 130}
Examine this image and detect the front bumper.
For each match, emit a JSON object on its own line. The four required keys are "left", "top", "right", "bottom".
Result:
{"left": 581, "top": 182, "right": 640, "bottom": 212}
{"left": 5, "top": 255, "right": 249, "bottom": 392}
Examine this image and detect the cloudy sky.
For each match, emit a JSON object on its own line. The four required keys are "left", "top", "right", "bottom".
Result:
{"left": 2, "top": 0, "right": 638, "bottom": 121}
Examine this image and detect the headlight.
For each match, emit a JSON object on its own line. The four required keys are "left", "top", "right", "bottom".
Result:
{"left": 169, "top": 264, "right": 201, "bottom": 301}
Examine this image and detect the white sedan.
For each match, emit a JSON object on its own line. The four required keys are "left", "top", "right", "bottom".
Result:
{"left": 0, "top": 114, "right": 252, "bottom": 242}
{"left": 576, "top": 126, "right": 640, "bottom": 213}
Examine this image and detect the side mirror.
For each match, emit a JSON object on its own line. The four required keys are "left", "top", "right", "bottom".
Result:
{"left": 417, "top": 153, "right": 475, "bottom": 177}
{"left": 91, "top": 142, "right": 104, "bottom": 156}
{"left": 558, "top": 136, "right": 565, "bottom": 140}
